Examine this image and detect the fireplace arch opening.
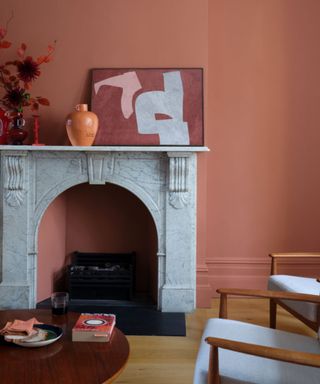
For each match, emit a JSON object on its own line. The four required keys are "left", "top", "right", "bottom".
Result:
{"left": 37, "top": 182, "right": 158, "bottom": 307}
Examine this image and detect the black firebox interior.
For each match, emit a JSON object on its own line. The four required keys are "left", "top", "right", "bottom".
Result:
{"left": 68, "top": 251, "right": 136, "bottom": 301}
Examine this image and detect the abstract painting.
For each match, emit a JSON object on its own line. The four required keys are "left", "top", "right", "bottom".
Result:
{"left": 91, "top": 68, "right": 203, "bottom": 146}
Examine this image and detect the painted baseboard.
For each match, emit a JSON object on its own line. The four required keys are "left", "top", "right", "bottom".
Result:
{"left": 196, "top": 258, "right": 320, "bottom": 305}
{"left": 196, "top": 284, "right": 212, "bottom": 308}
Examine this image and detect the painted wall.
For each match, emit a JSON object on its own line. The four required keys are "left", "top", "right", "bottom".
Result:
{"left": 0, "top": 0, "right": 208, "bottom": 144}
{"left": 2, "top": 0, "right": 320, "bottom": 305}
{"left": 206, "top": 0, "right": 320, "bottom": 295}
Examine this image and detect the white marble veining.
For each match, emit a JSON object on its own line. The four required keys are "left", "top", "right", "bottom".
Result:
{"left": 0, "top": 146, "right": 208, "bottom": 311}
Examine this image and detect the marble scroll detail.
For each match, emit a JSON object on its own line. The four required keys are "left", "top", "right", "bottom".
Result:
{"left": 86, "top": 153, "right": 115, "bottom": 184}
{"left": 168, "top": 156, "right": 189, "bottom": 209}
{"left": 4, "top": 155, "right": 26, "bottom": 207}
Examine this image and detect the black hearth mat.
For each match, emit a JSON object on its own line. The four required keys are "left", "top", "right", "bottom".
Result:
{"left": 75, "top": 306, "right": 186, "bottom": 336}
{"left": 37, "top": 300, "right": 186, "bottom": 337}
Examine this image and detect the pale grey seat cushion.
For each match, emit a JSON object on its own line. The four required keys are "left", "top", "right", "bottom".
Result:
{"left": 193, "top": 318, "right": 320, "bottom": 384}
{"left": 268, "top": 275, "right": 320, "bottom": 322}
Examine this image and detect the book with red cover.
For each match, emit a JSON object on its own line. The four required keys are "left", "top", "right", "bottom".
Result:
{"left": 72, "top": 313, "right": 116, "bottom": 342}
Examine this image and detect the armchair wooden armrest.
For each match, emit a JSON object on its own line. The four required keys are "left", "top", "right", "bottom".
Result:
{"left": 269, "top": 252, "right": 320, "bottom": 274}
{"left": 216, "top": 288, "right": 320, "bottom": 319}
{"left": 205, "top": 337, "right": 320, "bottom": 384}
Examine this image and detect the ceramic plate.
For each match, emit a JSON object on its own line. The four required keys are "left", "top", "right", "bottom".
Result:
{"left": 5, "top": 324, "right": 63, "bottom": 348}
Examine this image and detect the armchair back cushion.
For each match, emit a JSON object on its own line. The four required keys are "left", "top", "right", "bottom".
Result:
{"left": 268, "top": 275, "right": 320, "bottom": 322}
{"left": 194, "top": 318, "right": 320, "bottom": 384}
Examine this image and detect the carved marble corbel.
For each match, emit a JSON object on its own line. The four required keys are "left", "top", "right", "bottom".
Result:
{"left": 86, "top": 152, "right": 115, "bottom": 184}
{"left": 4, "top": 154, "right": 27, "bottom": 207}
{"left": 167, "top": 153, "right": 190, "bottom": 209}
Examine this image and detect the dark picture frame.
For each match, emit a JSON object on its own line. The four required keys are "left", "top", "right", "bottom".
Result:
{"left": 91, "top": 68, "right": 204, "bottom": 146}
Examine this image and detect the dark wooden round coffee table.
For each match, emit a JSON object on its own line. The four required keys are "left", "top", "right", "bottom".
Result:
{"left": 0, "top": 309, "right": 130, "bottom": 383}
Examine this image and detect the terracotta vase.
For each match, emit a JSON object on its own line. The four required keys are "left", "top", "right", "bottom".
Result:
{"left": 66, "top": 104, "right": 98, "bottom": 146}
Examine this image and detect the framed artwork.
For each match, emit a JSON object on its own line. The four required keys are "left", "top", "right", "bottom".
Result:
{"left": 91, "top": 68, "right": 203, "bottom": 146}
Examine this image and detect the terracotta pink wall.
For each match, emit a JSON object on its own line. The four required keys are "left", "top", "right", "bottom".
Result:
{"left": 0, "top": 0, "right": 208, "bottom": 144}
{"left": 205, "top": 0, "right": 320, "bottom": 297}
{"left": 4, "top": 0, "right": 320, "bottom": 306}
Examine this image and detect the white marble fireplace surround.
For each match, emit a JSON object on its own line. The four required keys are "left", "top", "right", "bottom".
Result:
{"left": 0, "top": 145, "right": 208, "bottom": 312}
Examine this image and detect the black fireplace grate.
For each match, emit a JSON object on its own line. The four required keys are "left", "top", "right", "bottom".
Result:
{"left": 68, "top": 251, "right": 135, "bottom": 300}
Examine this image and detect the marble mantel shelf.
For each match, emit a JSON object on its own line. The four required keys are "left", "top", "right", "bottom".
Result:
{"left": 0, "top": 145, "right": 209, "bottom": 152}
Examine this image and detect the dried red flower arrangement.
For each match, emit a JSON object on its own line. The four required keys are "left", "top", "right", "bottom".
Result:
{"left": 0, "top": 20, "right": 55, "bottom": 116}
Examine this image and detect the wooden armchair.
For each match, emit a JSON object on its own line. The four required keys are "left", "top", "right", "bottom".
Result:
{"left": 268, "top": 252, "right": 320, "bottom": 332}
{"left": 193, "top": 288, "right": 320, "bottom": 384}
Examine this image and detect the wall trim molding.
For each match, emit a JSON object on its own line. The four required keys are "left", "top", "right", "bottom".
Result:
{"left": 205, "top": 258, "right": 320, "bottom": 265}
{"left": 206, "top": 258, "right": 270, "bottom": 265}
{"left": 196, "top": 264, "right": 209, "bottom": 272}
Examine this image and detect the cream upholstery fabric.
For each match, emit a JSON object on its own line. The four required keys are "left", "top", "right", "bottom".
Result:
{"left": 194, "top": 318, "right": 320, "bottom": 384}
{"left": 268, "top": 275, "right": 320, "bottom": 322}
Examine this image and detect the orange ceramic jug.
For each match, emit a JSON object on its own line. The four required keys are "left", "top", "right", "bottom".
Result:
{"left": 66, "top": 104, "right": 99, "bottom": 146}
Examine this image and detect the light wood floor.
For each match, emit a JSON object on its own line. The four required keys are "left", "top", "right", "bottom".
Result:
{"left": 114, "top": 298, "right": 316, "bottom": 384}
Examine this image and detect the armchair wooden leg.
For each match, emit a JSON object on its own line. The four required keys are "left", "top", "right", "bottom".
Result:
{"left": 270, "top": 299, "right": 277, "bottom": 329}
{"left": 208, "top": 346, "right": 220, "bottom": 384}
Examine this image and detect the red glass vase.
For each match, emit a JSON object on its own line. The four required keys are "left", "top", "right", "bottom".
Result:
{"left": 9, "top": 113, "right": 28, "bottom": 145}
{"left": 0, "top": 109, "right": 10, "bottom": 144}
